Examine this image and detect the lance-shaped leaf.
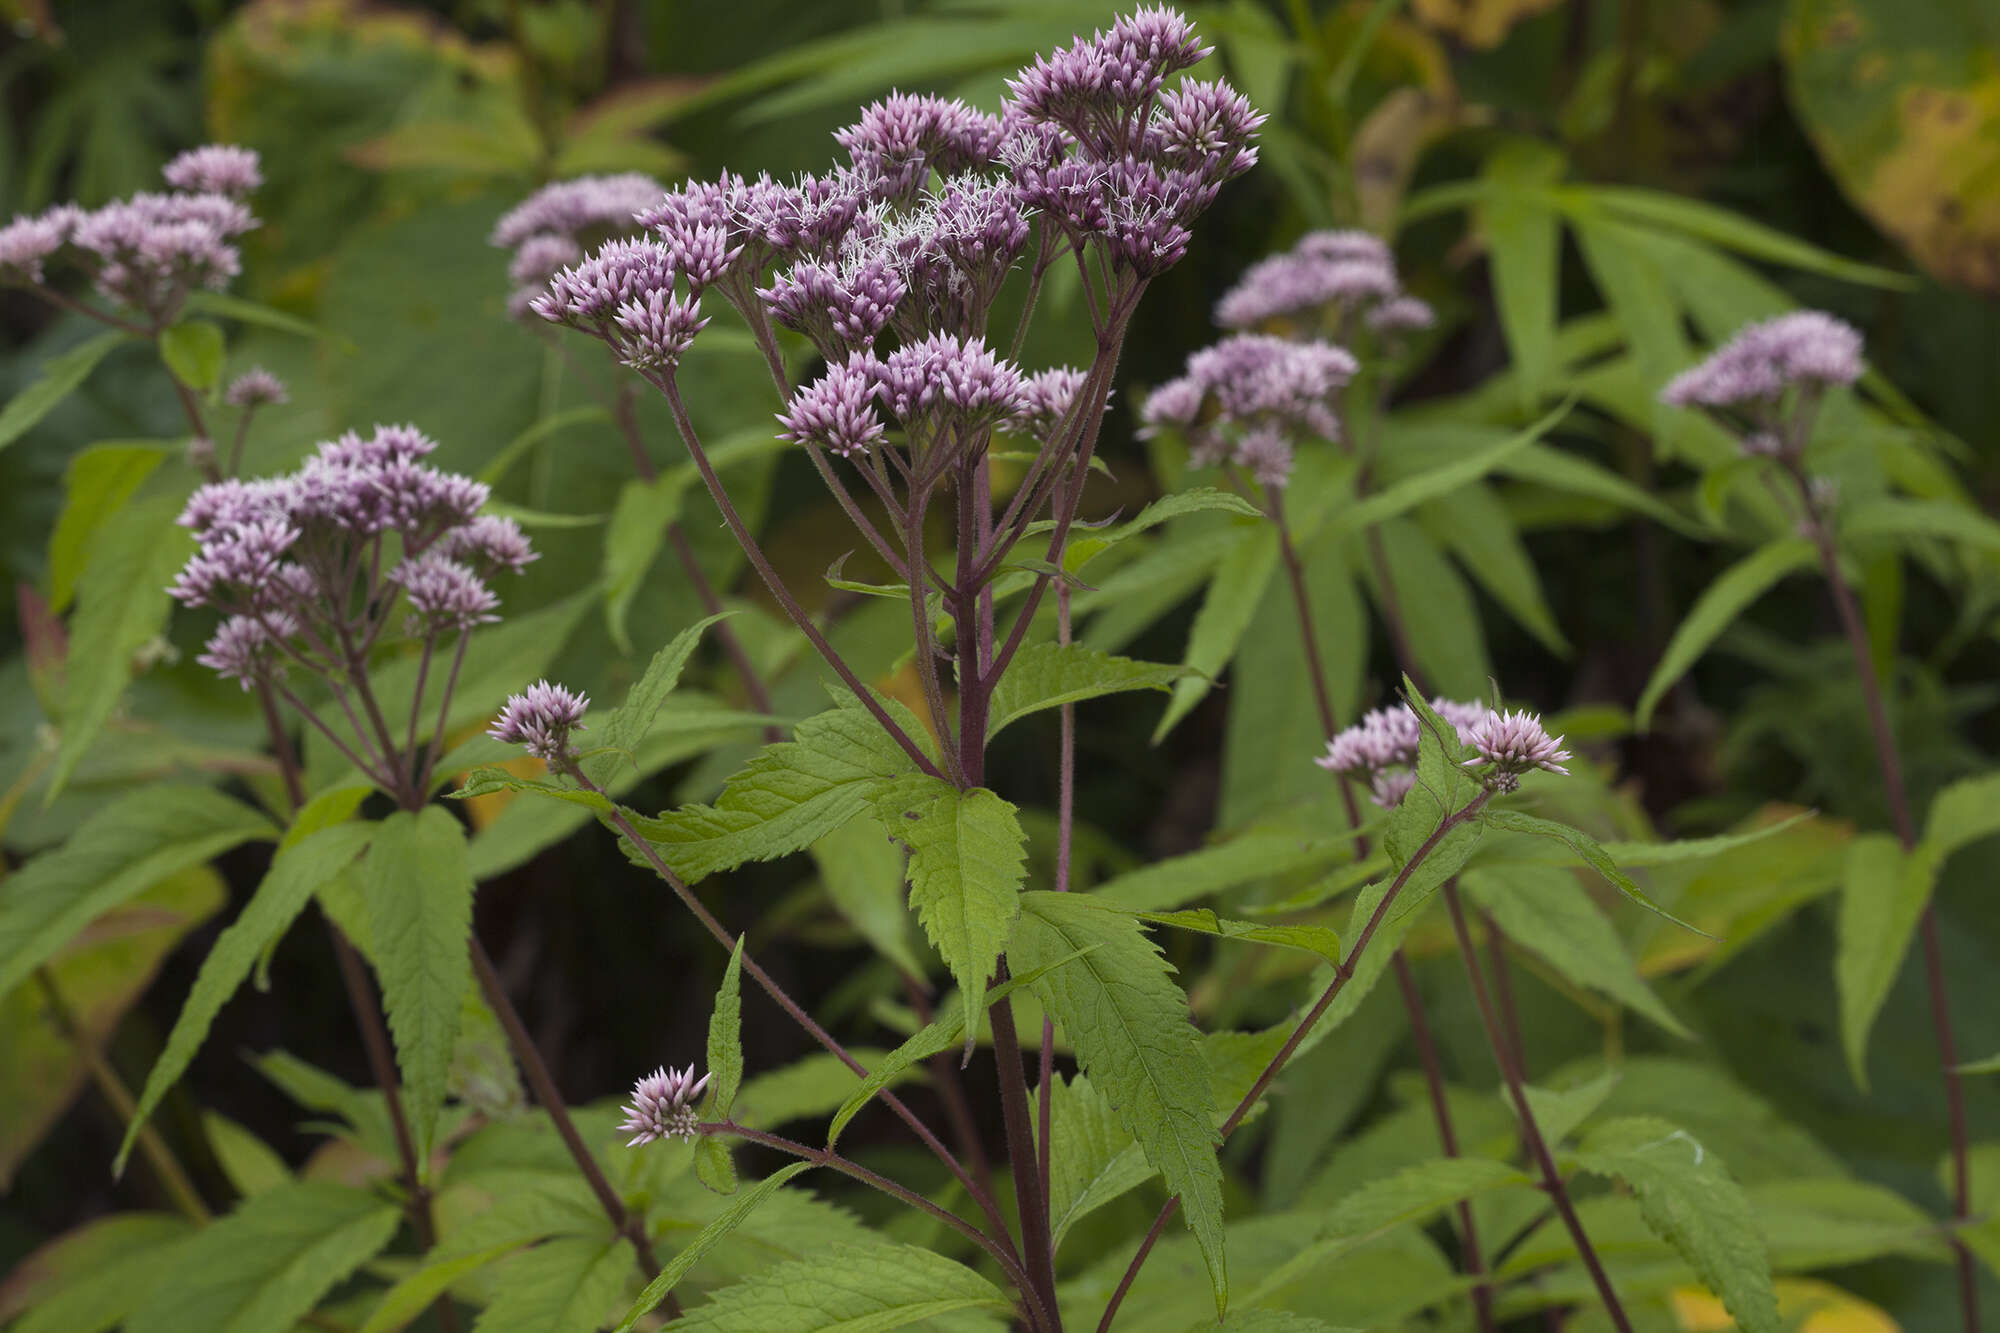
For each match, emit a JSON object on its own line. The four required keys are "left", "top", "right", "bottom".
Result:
{"left": 362, "top": 807, "right": 475, "bottom": 1164}
{"left": 593, "top": 611, "right": 737, "bottom": 775}
{"left": 1477, "top": 809, "right": 1710, "bottom": 936}
{"left": 1325, "top": 398, "right": 1574, "bottom": 544}
{"left": 1010, "top": 890, "right": 1226, "bottom": 1311}
{"left": 1131, "top": 908, "right": 1341, "bottom": 966}
{"left": 697, "top": 937, "right": 747, "bottom": 1195}
{"left": 1384, "top": 684, "right": 1478, "bottom": 869}
{"left": 475, "top": 1235, "right": 639, "bottom": 1333}
{"left": 872, "top": 776, "right": 1026, "bottom": 1046}
{"left": 615, "top": 1161, "right": 816, "bottom": 1330}
{"left": 1835, "top": 832, "right": 1939, "bottom": 1089}
{"left": 1153, "top": 523, "right": 1279, "bottom": 742}
{"left": 1093, "top": 827, "right": 1372, "bottom": 913}
{"left": 1636, "top": 539, "right": 1817, "bottom": 727}
{"left": 1921, "top": 770, "right": 2000, "bottom": 865}
{"left": 987, "top": 641, "right": 1195, "bottom": 738}
{"left": 659, "top": 1242, "right": 1011, "bottom": 1331}
{"left": 0, "top": 329, "right": 128, "bottom": 455}
{"left": 47, "top": 442, "right": 170, "bottom": 613}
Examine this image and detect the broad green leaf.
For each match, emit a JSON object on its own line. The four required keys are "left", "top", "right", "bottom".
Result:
{"left": 473, "top": 1235, "right": 637, "bottom": 1333}
{"left": 1245, "top": 852, "right": 1390, "bottom": 916}
{"left": 1520, "top": 1069, "right": 1622, "bottom": 1148}
{"left": 1247, "top": 1157, "right": 1532, "bottom": 1307}
{"left": 1572, "top": 1116, "right": 1781, "bottom": 1333}
{"left": 631, "top": 706, "right": 915, "bottom": 880}
{"left": 1635, "top": 539, "right": 1817, "bottom": 727}
{"left": 1365, "top": 519, "right": 1493, "bottom": 698}
{"left": 1840, "top": 496, "right": 2000, "bottom": 555}
{"left": 0, "top": 329, "right": 128, "bottom": 454}
{"left": 1047, "top": 1073, "right": 1147, "bottom": 1251}
{"left": 479, "top": 406, "right": 614, "bottom": 485}
{"left": 1587, "top": 186, "right": 1911, "bottom": 289}
{"left": 1464, "top": 866, "right": 1690, "bottom": 1038}
{"left": 0, "top": 1213, "right": 195, "bottom": 1333}
{"left": 660, "top": 1241, "right": 1011, "bottom": 1331}
{"left": 1418, "top": 486, "right": 1569, "bottom": 655}
{"left": 1921, "top": 772, "right": 2000, "bottom": 864}
{"left": 183, "top": 290, "right": 337, "bottom": 342}
{"left": 47, "top": 442, "right": 169, "bottom": 613}
{"left": 45, "top": 493, "right": 194, "bottom": 802}
{"left": 732, "top": 1049, "right": 914, "bottom": 1131}
{"left": 872, "top": 777, "right": 1026, "bottom": 1046}
{"left": 1010, "top": 890, "right": 1226, "bottom": 1311}
{"left": 602, "top": 475, "right": 683, "bottom": 653}
{"left": 1182, "top": 1315, "right": 1356, "bottom": 1333}
{"left": 355, "top": 1241, "right": 523, "bottom": 1333}
{"left": 1092, "top": 828, "right": 1367, "bottom": 913}
{"left": 1835, "top": 832, "right": 1938, "bottom": 1089}
{"left": 362, "top": 806, "right": 475, "bottom": 1164}
{"left": 810, "top": 815, "right": 927, "bottom": 978}
{"left": 1476, "top": 809, "right": 1708, "bottom": 936}
{"left": 596, "top": 612, "right": 736, "bottom": 776}
{"left": 118, "top": 822, "right": 376, "bottom": 1173}
{"left": 1572, "top": 214, "right": 1688, "bottom": 451}
{"left": 987, "top": 641, "right": 1194, "bottom": 738}
{"left": 707, "top": 938, "right": 745, "bottom": 1119}
{"left": 1327, "top": 398, "right": 1574, "bottom": 544}
{"left": 1133, "top": 908, "right": 1341, "bottom": 965}
{"left": 0, "top": 785, "right": 274, "bottom": 1001}
{"left": 1154, "top": 524, "right": 1278, "bottom": 741}
{"left": 1480, "top": 140, "right": 1566, "bottom": 409}
{"left": 203, "top": 1113, "right": 290, "bottom": 1199}
{"left": 158, "top": 320, "right": 225, "bottom": 393}
{"left": 123, "top": 1183, "right": 401, "bottom": 1333}
{"left": 615, "top": 1161, "right": 816, "bottom": 1330}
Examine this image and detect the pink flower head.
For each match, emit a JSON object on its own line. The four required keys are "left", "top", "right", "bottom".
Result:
{"left": 393, "top": 551, "right": 500, "bottom": 631}
{"left": 875, "top": 332, "right": 1029, "bottom": 434}
{"left": 1014, "top": 366, "right": 1092, "bottom": 438}
{"left": 761, "top": 256, "right": 906, "bottom": 357}
{"left": 1214, "top": 239, "right": 1400, "bottom": 330}
{"left": 619, "top": 1063, "right": 711, "bottom": 1146}
{"left": 1317, "top": 698, "right": 1491, "bottom": 807}
{"left": 1367, "top": 295, "right": 1435, "bottom": 335}
{"left": 1149, "top": 79, "right": 1264, "bottom": 180}
{"left": 835, "top": 92, "right": 1005, "bottom": 198}
{"left": 778, "top": 354, "right": 887, "bottom": 458}
{"left": 612, "top": 287, "right": 708, "bottom": 371}
{"left": 532, "top": 237, "right": 678, "bottom": 328}
{"left": 0, "top": 211, "right": 73, "bottom": 283}
{"left": 491, "top": 173, "right": 663, "bottom": 250}
{"left": 224, "top": 366, "right": 287, "bottom": 408}
{"left": 489, "top": 680, "right": 590, "bottom": 761}
{"left": 1660, "top": 310, "right": 1864, "bottom": 411}
{"left": 1234, "top": 424, "right": 1294, "bottom": 489}
{"left": 1462, "top": 706, "right": 1570, "bottom": 791}
{"left": 197, "top": 612, "right": 295, "bottom": 690}
{"left": 440, "top": 515, "right": 538, "bottom": 574}
{"left": 162, "top": 145, "right": 263, "bottom": 197}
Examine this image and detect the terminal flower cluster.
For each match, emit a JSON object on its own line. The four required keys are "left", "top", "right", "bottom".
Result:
{"left": 1660, "top": 310, "right": 1865, "bottom": 460}
{"left": 619, "top": 1064, "right": 711, "bottom": 1146}
{"left": 1214, "top": 229, "right": 1433, "bottom": 338}
{"left": 490, "top": 172, "right": 665, "bottom": 317}
{"left": 1317, "top": 698, "right": 1568, "bottom": 804}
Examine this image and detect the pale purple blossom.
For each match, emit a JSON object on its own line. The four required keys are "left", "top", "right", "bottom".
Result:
{"left": 761, "top": 257, "right": 905, "bottom": 356}
{"left": 778, "top": 356, "right": 887, "bottom": 457}
{"left": 1317, "top": 699, "right": 1495, "bottom": 808}
{"left": 835, "top": 93, "right": 1005, "bottom": 199}
{"left": 875, "top": 332, "right": 1029, "bottom": 434}
{"left": 489, "top": 680, "right": 591, "bottom": 762}
{"left": 618, "top": 1064, "right": 711, "bottom": 1146}
{"left": 162, "top": 145, "right": 263, "bottom": 197}
{"left": 611, "top": 288, "right": 708, "bottom": 371}
{"left": 532, "top": 237, "right": 678, "bottom": 328}
{"left": 224, "top": 367, "right": 287, "bottom": 408}
{"left": 0, "top": 212, "right": 72, "bottom": 283}
{"left": 1659, "top": 311, "right": 1864, "bottom": 411}
{"left": 1234, "top": 424, "right": 1294, "bottom": 488}
{"left": 1462, "top": 707, "right": 1570, "bottom": 791}
{"left": 1366, "top": 295, "right": 1435, "bottom": 335}
{"left": 492, "top": 173, "right": 663, "bottom": 251}
{"left": 1215, "top": 237, "right": 1400, "bottom": 331}
{"left": 1014, "top": 366, "right": 1091, "bottom": 437}
{"left": 440, "top": 515, "right": 538, "bottom": 573}
{"left": 197, "top": 612, "right": 294, "bottom": 689}
{"left": 393, "top": 552, "right": 500, "bottom": 630}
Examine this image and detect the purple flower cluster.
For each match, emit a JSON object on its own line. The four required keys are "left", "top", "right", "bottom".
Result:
{"left": 1317, "top": 698, "right": 1565, "bottom": 805}
{"left": 618, "top": 1064, "right": 710, "bottom": 1146}
{"left": 1214, "top": 228, "right": 1431, "bottom": 335}
{"left": 0, "top": 144, "right": 262, "bottom": 323}
{"left": 490, "top": 172, "right": 665, "bottom": 316}
{"left": 1140, "top": 333, "right": 1358, "bottom": 481}
{"left": 488, "top": 680, "right": 590, "bottom": 762}
{"left": 1660, "top": 311, "right": 1864, "bottom": 413}
{"left": 224, "top": 366, "right": 287, "bottom": 409}
{"left": 171, "top": 424, "right": 534, "bottom": 690}
{"left": 777, "top": 333, "right": 1053, "bottom": 462}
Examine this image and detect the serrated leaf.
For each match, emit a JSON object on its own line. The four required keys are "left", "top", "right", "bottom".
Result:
{"left": 1635, "top": 539, "right": 1817, "bottom": 727}
{"left": 810, "top": 815, "right": 927, "bottom": 977}
{"left": 158, "top": 319, "right": 226, "bottom": 393}
{"left": 1572, "top": 1116, "right": 1781, "bottom": 1333}
{"left": 1384, "top": 684, "right": 1476, "bottom": 868}
{"left": 988, "top": 641, "right": 1195, "bottom": 738}
{"left": 631, "top": 706, "right": 915, "bottom": 880}
{"left": 356, "top": 1241, "right": 523, "bottom": 1333}
{"left": 1835, "top": 832, "right": 1938, "bottom": 1090}
{"left": 872, "top": 777, "right": 1025, "bottom": 1047}
{"left": 363, "top": 807, "right": 475, "bottom": 1164}
{"left": 47, "top": 442, "right": 170, "bottom": 613}
{"left": 0, "top": 329, "right": 128, "bottom": 454}
{"left": 1154, "top": 524, "right": 1279, "bottom": 742}
{"left": 1921, "top": 770, "right": 2000, "bottom": 864}
{"left": 707, "top": 938, "right": 745, "bottom": 1120}
{"left": 1477, "top": 809, "right": 1709, "bottom": 936}
{"left": 1182, "top": 1315, "right": 1356, "bottom": 1333}
{"left": 1520, "top": 1070, "right": 1621, "bottom": 1148}
{"left": 694, "top": 1133, "right": 738, "bottom": 1195}
{"left": 615, "top": 1161, "right": 816, "bottom": 1330}
{"left": 45, "top": 492, "right": 194, "bottom": 802}
{"left": 118, "top": 821, "right": 376, "bottom": 1173}
{"left": 474, "top": 1235, "right": 637, "bottom": 1333}
{"left": 0, "top": 1213, "right": 195, "bottom": 1333}
{"left": 452, "top": 768, "right": 613, "bottom": 811}
{"left": 1464, "top": 866, "right": 1690, "bottom": 1038}
{"left": 595, "top": 613, "right": 736, "bottom": 773}
{"left": 660, "top": 1241, "right": 1010, "bottom": 1330}
{"left": 1010, "top": 890, "right": 1226, "bottom": 1311}
{"left": 0, "top": 785, "right": 275, "bottom": 1001}
{"left": 123, "top": 1183, "right": 401, "bottom": 1333}
{"left": 1132, "top": 908, "right": 1341, "bottom": 965}
{"left": 1047, "top": 1073, "right": 1148, "bottom": 1252}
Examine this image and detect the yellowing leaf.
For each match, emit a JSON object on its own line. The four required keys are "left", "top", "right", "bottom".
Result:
{"left": 1410, "top": 0, "right": 1563, "bottom": 48}
{"left": 1671, "top": 1276, "right": 1899, "bottom": 1331}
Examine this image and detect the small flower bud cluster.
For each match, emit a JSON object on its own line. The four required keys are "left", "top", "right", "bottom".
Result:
{"left": 1659, "top": 311, "right": 1864, "bottom": 460}
{"left": 618, "top": 1064, "right": 710, "bottom": 1146}
{"left": 224, "top": 366, "right": 288, "bottom": 409}
{"left": 490, "top": 172, "right": 665, "bottom": 317}
{"left": 171, "top": 424, "right": 536, "bottom": 692}
{"left": 1317, "top": 698, "right": 1566, "bottom": 805}
{"left": 0, "top": 145, "right": 263, "bottom": 323}
{"left": 777, "top": 333, "right": 1040, "bottom": 462}
{"left": 1214, "top": 228, "right": 1432, "bottom": 337}
{"left": 1140, "top": 333, "right": 1358, "bottom": 484}
{"left": 488, "top": 680, "right": 590, "bottom": 763}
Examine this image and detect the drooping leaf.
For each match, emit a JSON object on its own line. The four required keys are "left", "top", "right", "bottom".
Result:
{"left": 1153, "top": 523, "right": 1279, "bottom": 741}
{"left": 987, "top": 641, "right": 1195, "bottom": 738}
{"left": 1010, "top": 890, "right": 1226, "bottom": 1310}
{"left": 809, "top": 814, "right": 927, "bottom": 977}
{"left": 659, "top": 1241, "right": 1011, "bottom": 1331}
{"left": 118, "top": 821, "right": 377, "bottom": 1172}
{"left": 0, "top": 785, "right": 275, "bottom": 1001}
{"left": 1477, "top": 809, "right": 1709, "bottom": 936}
{"left": 1840, "top": 496, "right": 2000, "bottom": 557}
{"left": 354, "top": 1242, "right": 525, "bottom": 1333}
{"left": 1519, "top": 1069, "right": 1622, "bottom": 1148}
{"left": 614, "top": 1161, "right": 816, "bottom": 1330}
{"left": 46, "top": 442, "right": 170, "bottom": 613}
{"left": 1572, "top": 1116, "right": 1782, "bottom": 1333}
{"left": 1835, "top": 832, "right": 1938, "bottom": 1089}
{"left": 1635, "top": 539, "right": 1818, "bottom": 727}
{"left": 0, "top": 330, "right": 129, "bottom": 455}
{"left": 1418, "top": 485, "right": 1570, "bottom": 656}
{"left": 472, "top": 1235, "right": 637, "bottom": 1333}
{"left": 1586, "top": 186, "right": 1912, "bottom": 290}
{"left": 872, "top": 777, "right": 1026, "bottom": 1047}
{"left": 362, "top": 806, "right": 476, "bottom": 1163}
{"left": 1131, "top": 908, "right": 1341, "bottom": 966}
{"left": 731, "top": 1049, "right": 915, "bottom": 1131}
{"left": 122, "top": 1182, "right": 401, "bottom": 1333}
{"left": 1046, "top": 487, "right": 1266, "bottom": 574}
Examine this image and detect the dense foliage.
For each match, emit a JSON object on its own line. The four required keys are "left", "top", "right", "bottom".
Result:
{"left": 1, "top": 2, "right": 1996, "bottom": 1332}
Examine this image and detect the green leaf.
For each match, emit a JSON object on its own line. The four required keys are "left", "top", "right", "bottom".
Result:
{"left": 602, "top": 475, "right": 683, "bottom": 653}
{"left": 1840, "top": 496, "right": 2000, "bottom": 555}
{"left": 473, "top": 1235, "right": 637, "bottom": 1333}
{"left": 1041, "top": 487, "right": 1265, "bottom": 574}
{"left": 732, "top": 1049, "right": 915, "bottom": 1131}
{"left": 117, "top": 822, "right": 376, "bottom": 1173}
{"left": 1635, "top": 539, "right": 1817, "bottom": 727}
{"left": 1464, "top": 866, "right": 1690, "bottom": 1038}
{"left": 1520, "top": 1069, "right": 1621, "bottom": 1148}
{"left": 203, "top": 1112, "right": 290, "bottom": 1199}
{"left": 1384, "top": 684, "right": 1477, "bottom": 869}
{"left": 595, "top": 612, "right": 736, "bottom": 775}
{"left": 631, "top": 706, "right": 915, "bottom": 881}
{"left": 1, "top": 1213, "right": 196, "bottom": 1333}
{"left": 1572, "top": 1116, "right": 1781, "bottom": 1333}
{"left": 362, "top": 807, "right": 475, "bottom": 1165}
{"left": 987, "top": 641, "right": 1195, "bottom": 738}
{"left": 1046, "top": 1072, "right": 1148, "bottom": 1251}
{"left": 46, "top": 442, "right": 169, "bottom": 613}
{"left": 1587, "top": 186, "right": 1912, "bottom": 290}
{"left": 707, "top": 938, "right": 745, "bottom": 1120}
{"left": 1956, "top": 1052, "right": 2000, "bottom": 1076}
{"left": 0, "top": 330, "right": 128, "bottom": 454}
{"left": 614, "top": 1161, "right": 816, "bottom": 1330}
{"left": 1594, "top": 814, "right": 1812, "bottom": 867}
{"left": 1480, "top": 140, "right": 1566, "bottom": 409}
{"left": 1417, "top": 486, "right": 1569, "bottom": 656}
{"left": 659, "top": 1241, "right": 1011, "bottom": 1331}
{"left": 1835, "top": 832, "right": 1939, "bottom": 1089}
{"left": 479, "top": 406, "right": 613, "bottom": 485}
{"left": 158, "top": 320, "right": 226, "bottom": 393}
{"left": 1182, "top": 1315, "right": 1356, "bottom": 1333}
{"left": 1572, "top": 214, "right": 1689, "bottom": 450}
{"left": 183, "top": 290, "right": 339, "bottom": 343}
{"left": 1010, "top": 890, "right": 1226, "bottom": 1311}
{"left": 1132, "top": 908, "right": 1341, "bottom": 966}
{"left": 1476, "top": 809, "right": 1709, "bottom": 936}
{"left": 1093, "top": 827, "right": 1370, "bottom": 913}
{"left": 45, "top": 493, "right": 193, "bottom": 802}
{"left": 872, "top": 777, "right": 1026, "bottom": 1048}
{"left": 123, "top": 1182, "right": 401, "bottom": 1333}
{"left": 355, "top": 1241, "right": 524, "bottom": 1333}
{"left": 810, "top": 815, "right": 927, "bottom": 978}
{"left": 1922, "top": 770, "right": 2000, "bottom": 864}
{"left": 0, "top": 785, "right": 275, "bottom": 1001}
{"left": 1498, "top": 441, "right": 1703, "bottom": 536}
{"left": 1155, "top": 525, "right": 1279, "bottom": 741}
{"left": 1326, "top": 398, "right": 1574, "bottom": 544}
